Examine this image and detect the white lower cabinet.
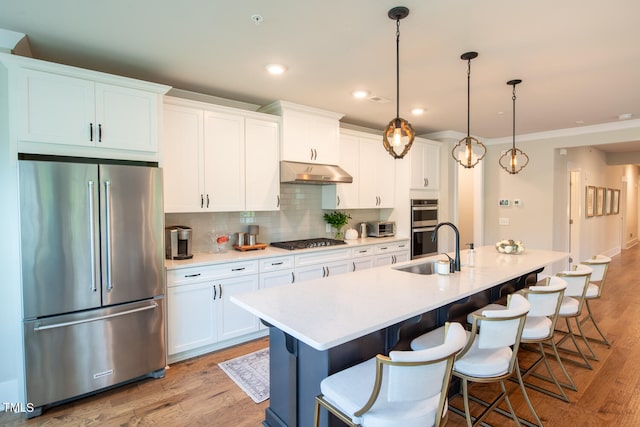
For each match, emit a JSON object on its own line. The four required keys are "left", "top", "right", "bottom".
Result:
{"left": 167, "top": 261, "right": 259, "bottom": 362}
{"left": 259, "top": 256, "right": 295, "bottom": 330}
{"left": 167, "top": 280, "right": 217, "bottom": 355}
{"left": 294, "top": 248, "right": 352, "bottom": 283}
{"left": 374, "top": 240, "right": 410, "bottom": 267}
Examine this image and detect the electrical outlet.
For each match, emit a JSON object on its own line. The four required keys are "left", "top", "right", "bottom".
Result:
{"left": 499, "top": 217, "right": 510, "bottom": 225}
{"left": 326, "top": 224, "right": 332, "bottom": 233}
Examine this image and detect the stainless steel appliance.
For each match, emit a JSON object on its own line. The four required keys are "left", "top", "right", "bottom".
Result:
{"left": 367, "top": 221, "right": 396, "bottom": 237}
{"left": 270, "top": 238, "right": 346, "bottom": 250}
{"left": 165, "top": 225, "right": 193, "bottom": 259}
{"left": 411, "top": 199, "right": 438, "bottom": 259}
{"left": 280, "top": 160, "right": 353, "bottom": 184}
{"left": 19, "top": 157, "right": 166, "bottom": 416}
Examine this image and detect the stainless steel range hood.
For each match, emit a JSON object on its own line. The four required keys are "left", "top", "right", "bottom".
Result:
{"left": 280, "top": 161, "right": 353, "bottom": 184}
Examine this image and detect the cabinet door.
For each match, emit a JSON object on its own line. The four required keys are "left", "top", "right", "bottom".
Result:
{"left": 218, "top": 275, "right": 259, "bottom": 341}
{"left": 335, "top": 133, "right": 360, "bottom": 208}
{"left": 95, "top": 83, "right": 159, "bottom": 152}
{"left": 359, "top": 137, "right": 395, "bottom": 208}
{"left": 17, "top": 68, "right": 95, "bottom": 146}
{"left": 163, "top": 104, "right": 204, "bottom": 212}
{"left": 351, "top": 256, "right": 375, "bottom": 272}
{"left": 245, "top": 118, "right": 280, "bottom": 211}
{"left": 325, "top": 260, "right": 352, "bottom": 278}
{"left": 203, "top": 111, "right": 245, "bottom": 211}
{"left": 281, "top": 110, "right": 339, "bottom": 164}
{"left": 410, "top": 140, "right": 440, "bottom": 190}
{"left": 167, "top": 282, "right": 216, "bottom": 355}
{"left": 294, "top": 264, "right": 327, "bottom": 283}
{"left": 374, "top": 143, "right": 396, "bottom": 208}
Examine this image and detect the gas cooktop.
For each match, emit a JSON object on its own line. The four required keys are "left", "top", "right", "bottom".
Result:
{"left": 270, "top": 238, "right": 347, "bottom": 250}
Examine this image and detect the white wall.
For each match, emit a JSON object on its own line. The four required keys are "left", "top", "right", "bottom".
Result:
{"left": 482, "top": 123, "right": 640, "bottom": 271}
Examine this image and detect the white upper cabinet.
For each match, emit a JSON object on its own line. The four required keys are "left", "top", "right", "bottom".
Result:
{"left": 163, "top": 103, "right": 203, "bottom": 212}
{"left": 259, "top": 100, "right": 343, "bottom": 165}
{"left": 203, "top": 110, "right": 245, "bottom": 212}
{"left": 14, "top": 60, "right": 168, "bottom": 158}
{"left": 324, "top": 130, "right": 395, "bottom": 209}
{"left": 410, "top": 138, "right": 440, "bottom": 190}
{"left": 163, "top": 97, "right": 280, "bottom": 213}
{"left": 245, "top": 119, "right": 280, "bottom": 211}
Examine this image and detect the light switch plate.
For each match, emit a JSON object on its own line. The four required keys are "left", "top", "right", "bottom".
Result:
{"left": 499, "top": 217, "right": 510, "bottom": 225}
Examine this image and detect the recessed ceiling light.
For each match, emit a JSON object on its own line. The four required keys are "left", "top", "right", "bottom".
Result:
{"left": 575, "top": 120, "right": 585, "bottom": 125}
{"left": 618, "top": 113, "right": 633, "bottom": 120}
{"left": 352, "top": 90, "right": 370, "bottom": 99}
{"left": 411, "top": 108, "right": 424, "bottom": 115}
{"left": 265, "top": 64, "right": 287, "bottom": 75}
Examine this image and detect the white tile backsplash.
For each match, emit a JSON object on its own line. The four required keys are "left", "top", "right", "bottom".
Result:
{"left": 166, "top": 184, "right": 385, "bottom": 253}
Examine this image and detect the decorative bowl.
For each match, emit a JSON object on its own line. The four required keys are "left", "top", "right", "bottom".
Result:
{"left": 496, "top": 239, "right": 525, "bottom": 254}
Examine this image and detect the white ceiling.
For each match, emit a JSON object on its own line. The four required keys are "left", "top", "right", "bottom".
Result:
{"left": 1, "top": 0, "right": 640, "bottom": 142}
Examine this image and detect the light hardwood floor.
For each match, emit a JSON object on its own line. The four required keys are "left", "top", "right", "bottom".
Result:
{"left": 2, "top": 245, "right": 640, "bottom": 426}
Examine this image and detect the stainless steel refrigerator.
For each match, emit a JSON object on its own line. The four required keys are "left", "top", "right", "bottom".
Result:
{"left": 19, "top": 158, "right": 166, "bottom": 416}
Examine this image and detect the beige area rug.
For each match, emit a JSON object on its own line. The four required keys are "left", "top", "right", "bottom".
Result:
{"left": 218, "top": 348, "right": 269, "bottom": 403}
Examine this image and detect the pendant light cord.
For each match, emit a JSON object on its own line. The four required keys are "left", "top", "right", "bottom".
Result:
{"left": 512, "top": 84, "right": 517, "bottom": 150}
{"left": 466, "top": 58, "right": 471, "bottom": 138}
{"left": 395, "top": 19, "right": 400, "bottom": 121}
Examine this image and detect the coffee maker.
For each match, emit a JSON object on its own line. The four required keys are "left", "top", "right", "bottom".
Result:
{"left": 165, "top": 226, "right": 193, "bottom": 260}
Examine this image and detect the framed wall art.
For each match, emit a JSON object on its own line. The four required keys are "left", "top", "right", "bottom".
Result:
{"left": 596, "top": 187, "right": 605, "bottom": 216}
{"left": 585, "top": 186, "right": 595, "bottom": 218}
{"left": 612, "top": 189, "right": 620, "bottom": 215}
{"left": 605, "top": 188, "right": 612, "bottom": 215}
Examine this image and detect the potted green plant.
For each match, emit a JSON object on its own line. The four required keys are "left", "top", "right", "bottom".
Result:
{"left": 323, "top": 211, "right": 352, "bottom": 239}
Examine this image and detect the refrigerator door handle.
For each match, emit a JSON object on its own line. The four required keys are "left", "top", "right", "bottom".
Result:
{"left": 88, "top": 180, "right": 97, "bottom": 293}
{"left": 104, "top": 180, "right": 113, "bottom": 291}
{"left": 33, "top": 302, "right": 159, "bottom": 332}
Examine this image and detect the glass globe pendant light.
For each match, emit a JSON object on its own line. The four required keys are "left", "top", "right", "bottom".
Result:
{"left": 452, "top": 52, "right": 486, "bottom": 168}
{"left": 382, "top": 6, "right": 415, "bottom": 159}
{"left": 499, "top": 79, "right": 529, "bottom": 174}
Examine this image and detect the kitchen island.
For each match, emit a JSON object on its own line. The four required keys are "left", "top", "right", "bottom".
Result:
{"left": 231, "top": 246, "right": 568, "bottom": 427}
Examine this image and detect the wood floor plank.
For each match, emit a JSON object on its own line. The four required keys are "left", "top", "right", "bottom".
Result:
{"left": 2, "top": 246, "right": 640, "bottom": 426}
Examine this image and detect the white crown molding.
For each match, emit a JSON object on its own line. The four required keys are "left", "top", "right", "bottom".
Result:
{"left": 423, "top": 119, "right": 640, "bottom": 146}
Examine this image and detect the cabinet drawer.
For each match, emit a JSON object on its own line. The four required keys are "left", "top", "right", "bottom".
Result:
{"left": 260, "top": 256, "right": 295, "bottom": 272}
{"left": 351, "top": 245, "right": 375, "bottom": 258}
{"left": 375, "top": 241, "right": 410, "bottom": 254}
{"left": 167, "top": 260, "right": 259, "bottom": 285}
{"left": 294, "top": 248, "right": 351, "bottom": 267}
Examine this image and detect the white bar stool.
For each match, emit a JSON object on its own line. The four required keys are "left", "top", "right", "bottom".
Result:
{"left": 314, "top": 322, "right": 467, "bottom": 427}
{"left": 579, "top": 255, "right": 612, "bottom": 347}
{"left": 411, "top": 294, "right": 533, "bottom": 427}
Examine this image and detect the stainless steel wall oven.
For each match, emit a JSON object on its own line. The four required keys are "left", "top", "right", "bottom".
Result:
{"left": 411, "top": 199, "right": 438, "bottom": 259}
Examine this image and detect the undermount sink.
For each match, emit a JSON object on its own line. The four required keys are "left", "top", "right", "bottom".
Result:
{"left": 394, "top": 261, "right": 436, "bottom": 275}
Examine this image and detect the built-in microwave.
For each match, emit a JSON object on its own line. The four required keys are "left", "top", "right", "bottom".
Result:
{"left": 411, "top": 199, "right": 438, "bottom": 227}
{"left": 367, "top": 221, "right": 396, "bottom": 237}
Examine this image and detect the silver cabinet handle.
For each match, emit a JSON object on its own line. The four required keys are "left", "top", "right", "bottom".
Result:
{"left": 89, "top": 123, "right": 94, "bottom": 141}
{"left": 272, "top": 262, "right": 284, "bottom": 266}
{"left": 34, "top": 302, "right": 158, "bottom": 332}
{"left": 87, "top": 180, "right": 97, "bottom": 293}
{"left": 326, "top": 267, "right": 330, "bottom": 277}
{"left": 185, "top": 273, "right": 201, "bottom": 278}
{"left": 213, "top": 284, "right": 217, "bottom": 300}
{"left": 424, "top": 178, "right": 428, "bottom": 187}
{"left": 206, "top": 194, "right": 210, "bottom": 208}
{"left": 322, "top": 266, "right": 327, "bottom": 278}
{"left": 218, "top": 284, "right": 223, "bottom": 299}
{"left": 277, "top": 195, "right": 280, "bottom": 208}
{"left": 310, "top": 148, "right": 314, "bottom": 160}
{"left": 291, "top": 272, "right": 295, "bottom": 284}
{"left": 104, "top": 180, "right": 113, "bottom": 292}
{"left": 352, "top": 262, "right": 356, "bottom": 272}
{"left": 98, "top": 123, "right": 103, "bottom": 142}
{"left": 232, "top": 267, "right": 246, "bottom": 271}
{"left": 337, "top": 195, "right": 340, "bottom": 207}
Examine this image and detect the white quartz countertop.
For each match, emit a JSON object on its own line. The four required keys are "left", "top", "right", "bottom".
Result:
{"left": 231, "top": 246, "right": 568, "bottom": 351}
{"left": 164, "top": 236, "right": 408, "bottom": 270}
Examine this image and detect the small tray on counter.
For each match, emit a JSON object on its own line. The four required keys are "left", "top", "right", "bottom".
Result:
{"left": 233, "top": 243, "right": 267, "bottom": 252}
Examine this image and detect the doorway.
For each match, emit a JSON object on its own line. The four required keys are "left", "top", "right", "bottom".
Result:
{"left": 568, "top": 170, "right": 581, "bottom": 267}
